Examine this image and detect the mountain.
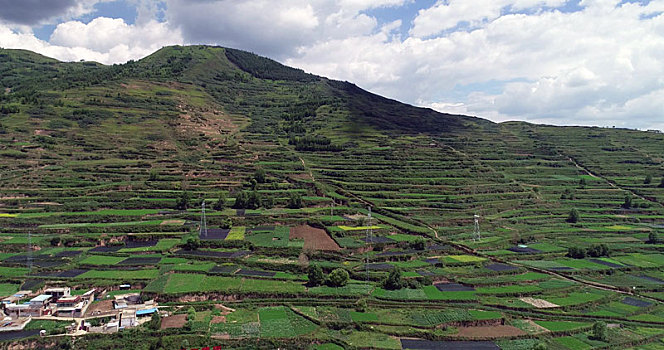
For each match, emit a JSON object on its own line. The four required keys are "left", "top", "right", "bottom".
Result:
{"left": 1, "top": 46, "right": 664, "bottom": 349}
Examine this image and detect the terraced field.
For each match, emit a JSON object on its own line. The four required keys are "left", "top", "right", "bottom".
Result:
{"left": 1, "top": 45, "right": 664, "bottom": 349}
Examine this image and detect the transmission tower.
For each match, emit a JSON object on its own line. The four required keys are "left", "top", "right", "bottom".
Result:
{"left": 200, "top": 200, "right": 208, "bottom": 238}
{"left": 473, "top": 214, "right": 481, "bottom": 241}
{"left": 365, "top": 206, "right": 372, "bottom": 282}
{"left": 27, "top": 231, "right": 32, "bottom": 271}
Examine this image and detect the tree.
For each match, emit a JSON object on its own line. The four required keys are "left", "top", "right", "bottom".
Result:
{"left": 567, "top": 246, "right": 586, "bottom": 259}
{"left": 288, "top": 193, "right": 303, "bottom": 209}
{"left": 307, "top": 264, "right": 325, "bottom": 287}
{"left": 587, "top": 244, "right": 609, "bottom": 257}
{"left": 186, "top": 307, "right": 197, "bottom": 330}
{"left": 592, "top": 321, "right": 608, "bottom": 341}
{"left": 233, "top": 191, "right": 248, "bottom": 209}
{"left": 263, "top": 196, "right": 274, "bottom": 209}
{"left": 175, "top": 191, "right": 190, "bottom": 210}
{"left": 148, "top": 168, "right": 158, "bottom": 181}
{"left": 383, "top": 267, "right": 404, "bottom": 290}
{"left": 254, "top": 168, "right": 266, "bottom": 183}
{"left": 622, "top": 193, "right": 633, "bottom": 209}
{"left": 183, "top": 237, "right": 200, "bottom": 251}
{"left": 213, "top": 192, "right": 227, "bottom": 211}
{"left": 410, "top": 239, "right": 426, "bottom": 250}
{"left": 645, "top": 174, "right": 652, "bottom": 184}
{"left": 50, "top": 237, "right": 61, "bottom": 247}
{"left": 659, "top": 176, "right": 664, "bottom": 188}
{"left": 649, "top": 231, "right": 659, "bottom": 244}
{"left": 579, "top": 178, "right": 587, "bottom": 188}
{"left": 567, "top": 208, "right": 580, "bottom": 223}
{"left": 148, "top": 311, "right": 161, "bottom": 330}
{"left": 220, "top": 217, "right": 232, "bottom": 229}
{"left": 355, "top": 299, "right": 367, "bottom": 312}
{"left": 326, "top": 268, "right": 349, "bottom": 287}
{"left": 247, "top": 191, "right": 262, "bottom": 209}
{"left": 250, "top": 178, "right": 257, "bottom": 190}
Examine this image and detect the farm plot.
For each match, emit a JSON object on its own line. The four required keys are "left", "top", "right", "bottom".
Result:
{"left": 554, "top": 336, "right": 593, "bottom": 350}
{"left": 117, "top": 257, "right": 161, "bottom": 265}
{"left": 155, "top": 273, "right": 306, "bottom": 295}
{"left": 534, "top": 321, "right": 591, "bottom": 332}
{"left": 245, "top": 226, "right": 291, "bottom": 247}
{"left": 400, "top": 339, "right": 499, "bottom": 350}
{"left": 160, "top": 314, "right": 187, "bottom": 330}
{"left": 289, "top": 225, "right": 340, "bottom": 251}
{"left": 258, "top": 306, "right": 317, "bottom": 338}
{"left": 79, "top": 255, "right": 125, "bottom": 266}
{"left": 226, "top": 226, "right": 245, "bottom": 240}
{"left": 454, "top": 325, "right": 526, "bottom": 338}
{"left": 75, "top": 269, "right": 158, "bottom": 280}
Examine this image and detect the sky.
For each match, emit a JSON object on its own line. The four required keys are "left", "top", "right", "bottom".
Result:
{"left": 0, "top": 0, "right": 663, "bottom": 130}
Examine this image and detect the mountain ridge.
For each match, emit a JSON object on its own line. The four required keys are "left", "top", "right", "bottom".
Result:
{"left": 1, "top": 44, "right": 491, "bottom": 136}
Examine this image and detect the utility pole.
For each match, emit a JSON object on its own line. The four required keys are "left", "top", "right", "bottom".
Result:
{"left": 365, "top": 206, "right": 372, "bottom": 282}
{"left": 200, "top": 200, "right": 208, "bottom": 238}
{"left": 473, "top": 214, "right": 481, "bottom": 241}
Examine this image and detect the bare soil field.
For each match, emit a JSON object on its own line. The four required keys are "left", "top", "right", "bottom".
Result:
{"left": 211, "top": 316, "right": 226, "bottom": 324}
{"left": 520, "top": 297, "right": 559, "bottom": 308}
{"left": 290, "top": 225, "right": 340, "bottom": 251}
{"left": 161, "top": 314, "right": 187, "bottom": 330}
{"left": 84, "top": 300, "right": 114, "bottom": 317}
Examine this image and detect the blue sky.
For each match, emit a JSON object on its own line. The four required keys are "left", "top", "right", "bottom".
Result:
{"left": 0, "top": 0, "right": 662, "bottom": 130}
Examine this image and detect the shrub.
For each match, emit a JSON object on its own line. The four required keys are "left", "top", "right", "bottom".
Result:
{"left": 220, "top": 217, "right": 232, "bottom": 229}
{"left": 567, "top": 208, "right": 579, "bottom": 223}
{"left": 592, "top": 321, "right": 608, "bottom": 341}
{"left": 254, "top": 168, "right": 266, "bottom": 183}
{"left": 233, "top": 191, "right": 248, "bottom": 209}
{"left": 587, "top": 244, "right": 609, "bottom": 257}
{"left": 176, "top": 191, "right": 190, "bottom": 210}
{"left": 649, "top": 231, "right": 659, "bottom": 244}
{"left": 326, "top": 268, "right": 349, "bottom": 287}
{"left": 567, "top": 246, "right": 586, "bottom": 259}
{"left": 307, "top": 264, "right": 325, "bottom": 287}
{"left": 213, "top": 192, "right": 227, "bottom": 210}
{"left": 183, "top": 237, "right": 200, "bottom": 251}
{"left": 382, "top": 267, "right": 404, "bottom": 290}
{"left": 288, "top": 193, "right": 303, "bottom": 209}
{"left": 622, "top": 194, "right": 632, "bottom": 209}
{"left": 247, "top": 191, "right": 261, "bottom": 209}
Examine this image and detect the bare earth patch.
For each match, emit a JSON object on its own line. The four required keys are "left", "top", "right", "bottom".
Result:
{"left": 523, "top": 319, "right": 551, "bottom": 333}
{"left": 455, "top": 325, "right": 526, "bottom": 338}
{"left": 290, "top": 225, "right": 341, "bottom": 251}
{"left": 84, "top": 300, "right": 114, "bottom": 317}
{"left": 520, "top": 297, "right": 559, "bottom": 308}
{"left": 161, "top": 314, "right": 187, "bottom": 330}
{"left": 211, "top": 316, "right": 226, "bottom": 324}
{"left": 161, "top": 219, "right": 185, "bottom": 226}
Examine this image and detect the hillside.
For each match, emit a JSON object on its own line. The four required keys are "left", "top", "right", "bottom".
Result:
{"left": 0, "top": 46, "right": 664, "bottom": 349}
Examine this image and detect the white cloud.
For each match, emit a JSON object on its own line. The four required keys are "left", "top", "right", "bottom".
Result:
{"left": 164, "top": 0, "right": 408, "bottom": 58}
{"left": 0, "top": 17, "right": 182, "bottom": 64}
{"left": 409, "top": 0, "right": 567, "bottom": 38}
{"left": 287, "top": 1, "right": 664, "bottom": 130}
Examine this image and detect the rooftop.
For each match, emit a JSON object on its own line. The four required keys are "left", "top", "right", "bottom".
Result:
{"left": 136, "top": 308, "right": 157, "bottom": 316}
{"left": 30, "top": 295, "right": 51, "bottom": 302}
